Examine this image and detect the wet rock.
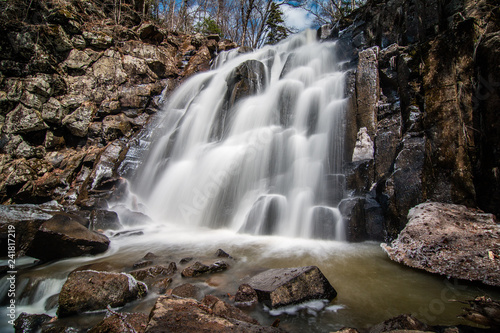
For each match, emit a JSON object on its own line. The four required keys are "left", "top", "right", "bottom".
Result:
{"left": 2, "top": 104, "right": 48, "bottom": 134}
{"left": 171, "top": 283, "right": 201, "bottom": 299}
{"left": 364, "top": 197, "right": 385, "bottom": 241}
{"left": 382, "top": 202, "right": 500, "bottom": 286}
{"left": 368, "top": 314, "right": 430, "bottom": 333}
{"left": 384, "top": 134, "right": 425, "bottom": 235}
{"left": 14, "top": 312, "right": 53, "bottom": 333}
{"left": 62, "top": 101, "right": 96, "bottom": 137}
{"left": 345, "top": 159, "right": 374, "bottom": 195}
{"left": 89, "top": 209, "right": 121, "bottom": 231}
{"left": 181, "top": 260, "right": 230, "bottom": 277}
{"left": 246, "top": 266, "right": 337, "bottom": 308}
{"left": 113, "top": 207, "right": 153, "bottom": 226}
{"left": 0, "top": 202, "right": 62, "bottom": 257}
{"left": 310, "top": 206, "right": 341, "bottom": 240}
{"left": 339, "top": 197, "right": 367, "bottom": 242}
{"left": 85, "top": 141, "right": 127, "bottom": 192}
{"left": 145, "top": 295, "right": 284, "bottom": 333}
{"left": 89, "top": 312, "right": 148, "bottom": 333}
{"left": 374, "top": 108, "right": 401, "bottom": 179}
{"left": 227, "top": 59, "right": 266, "bottom": 107}
{"left": 240, "top": 195, "right": 284, "bottom": 235}
{"left": 58, "top": 270, "right": 147, "bottom": 317}
{"left": 179, "top": 257, "right": 193, "bottom": 264}
{"left": 234, "top": 284, "right": 258, "bottom": 306}
{"left": 130, "top": 263, "right": 177, "bottom": 284}
{"left": 151, "top": 277, "right": 173, "bottom": 294}
{"left": 203, "top": 295, "right": 259, "bottom": 324}
{"left": 215, "top": 249, "right": 233, "bottom": 259}
{"left": 26, "top": 213, "right": 109, "bottom": 261}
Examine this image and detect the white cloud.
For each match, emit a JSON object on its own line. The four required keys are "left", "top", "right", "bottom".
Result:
{"left": 282, "top": 5, "right": 315, "bottom": 31}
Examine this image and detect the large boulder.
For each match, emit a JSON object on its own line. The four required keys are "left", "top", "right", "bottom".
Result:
{"left": 58, "top": 270, "right": 147, "bottom": 317}
{"left": 145, "top": 295, "right": 284, "bottom": 333}
{"left": 0, "top": 201, "right": 62, "bottom": 257}
{"left": 382, "top": 202, "right": 500, "bottom": 286}
{"left": 26, "top": 213, "right": 110, "bottom": 261}
{"left": 245, "top": 266, "right": 337, "bottom": 308}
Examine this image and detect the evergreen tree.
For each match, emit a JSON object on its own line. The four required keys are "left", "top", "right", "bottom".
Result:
{"left": 265, "top": 2, "right": 287, "bottom": 45}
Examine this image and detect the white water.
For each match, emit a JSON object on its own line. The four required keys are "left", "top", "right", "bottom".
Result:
{"left": 130, "top": 30, "right": 348, "bottom": 240}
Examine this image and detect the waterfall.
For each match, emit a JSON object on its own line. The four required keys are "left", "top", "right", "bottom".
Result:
{"left": 129, "top": 30, "right": 348, "bottom": 240}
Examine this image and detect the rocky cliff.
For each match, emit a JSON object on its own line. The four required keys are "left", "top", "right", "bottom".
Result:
{"left": 0, "top": 0, "right": 236, "bottom": 210}
{"left": 325, "top": 0, "right": 500, "bottom": 241}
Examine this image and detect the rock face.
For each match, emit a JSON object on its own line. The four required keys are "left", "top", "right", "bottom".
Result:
{"left": 58, "top": 270, "right": 147, "bottom": 317}
{"left": 145, "top": 295, "right": 284, "bottom": 333}
{"left": 329, "top": 0, "right": 500, "bottom": 240}
{"left": 245, "top": 266, "right": 337, "bottom": 308}
{"left": 26, "top": 213, "right": 110, "bottom": 261}
{"left": 382, "top": 202, "right": 500, "bottom": 286}
{"left": 0, "top": 0, "right": 235, "bottom": 209}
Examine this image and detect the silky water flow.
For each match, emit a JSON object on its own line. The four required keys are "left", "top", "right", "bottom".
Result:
{"left": 129, "top": 29, "right": 347, "bottom": 240}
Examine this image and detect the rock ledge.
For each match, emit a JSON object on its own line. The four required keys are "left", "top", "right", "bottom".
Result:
{"left": 382, "top": 202, "right": 500, "bottom": 286}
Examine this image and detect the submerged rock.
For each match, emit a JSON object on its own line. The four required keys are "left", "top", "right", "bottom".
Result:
{"left": 144, "top": 295, "right": 284, "bottom": 332}
{"left": 171, "top": 283, "right": 201, "bottom": 299}
{"left": 58, "top": 270, "right": 147, "bottom": 317}
{"left": 246, "top": 266, "right": 337, "bottom": 308}
{"left": 234, "top": 283, "right": 258, "bottom": 306}
{"left": 181, "top": 260, "right": 230, "bottom": 278}
{"left": 130, "top": 263, "right": 177, "bottom": 286}
{"left": 14, "top": 312, "right": 53, "bottom": 333}
{"left": 26, "top": 213, "right": 109, "bottom": 261}
{"left": 382, "top": 202, "right": 500, "bottom": 286}
{"left": 367, "top": 314, "right": 430, "bottom": 333}
{"left": 458, "top": 296, "right": 500, "bottom": 330}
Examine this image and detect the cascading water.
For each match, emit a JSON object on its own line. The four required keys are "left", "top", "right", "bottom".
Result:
{"left": 129, "top": 30, "right": 348, "bottom": 240}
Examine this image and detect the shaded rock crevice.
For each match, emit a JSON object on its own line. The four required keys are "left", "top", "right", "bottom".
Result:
{"left": 329, "top": 0, "right": 500, "bottom": 241}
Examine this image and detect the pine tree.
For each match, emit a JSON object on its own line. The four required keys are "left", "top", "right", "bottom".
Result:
{"left": 265, "top": 2, "right": 287, "bottom": 45}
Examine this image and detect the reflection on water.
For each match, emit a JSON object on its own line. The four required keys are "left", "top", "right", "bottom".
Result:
{"left": 1, "top": 223, "right": 499, "bottom": 332}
